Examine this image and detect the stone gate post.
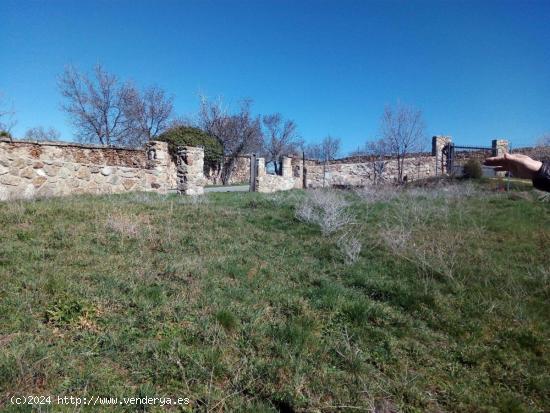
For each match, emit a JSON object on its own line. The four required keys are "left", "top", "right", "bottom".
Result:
{"left": 432, "top": 135, "right": 452, "bottom": 174}
{"left": 492, "top": 139, "right": 509, "bottom": 157}
{"left": 176, "top": 146, "right": 205, "bottom": 195}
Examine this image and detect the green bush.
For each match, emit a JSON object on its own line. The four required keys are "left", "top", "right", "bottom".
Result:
{"left": 463, "top": 159, "right": 483, "bottom": 179}
{"left": 157, "top": 126, "right": 223, "bottom": 170}
{"left": 0, "top": 130, "right": 13, "bottom": 140}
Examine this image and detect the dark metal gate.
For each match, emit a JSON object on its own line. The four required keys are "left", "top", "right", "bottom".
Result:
{"left": 444, "top": 144, "right": 496, "bottom": 176}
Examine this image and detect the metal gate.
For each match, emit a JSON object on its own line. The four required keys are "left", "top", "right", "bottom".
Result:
{"left": 444, "top": 144, "right": 496, "bottom": 177}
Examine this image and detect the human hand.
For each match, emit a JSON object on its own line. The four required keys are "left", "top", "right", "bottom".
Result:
{"left": 484, "top": 153, "right": 543, "bottom": 179}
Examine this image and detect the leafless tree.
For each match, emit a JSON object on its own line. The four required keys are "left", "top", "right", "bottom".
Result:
{"left": 124, "top": 85, "right": 173, "bottom": 145}
{"left": 530, "top": 132, "right": 550, "bottom": 162}
{"left": 321, "top": 135, "right": 341, "bottom": 161}
{"left": 262, "top": 113, "right": 301, "bottom": 174}
{"left": 59, "top": 65, "right": 135, "bottom": 146}
{"left": 198, "top": 97, "right": 263, "bottom": 184}
{"left": 24, "top": 126, "right": 61, "bottom": 141}
{"left": 0, "top": 93, "right": 16, "bottom": 139}
{"left": 304, "top": 136, "right": 341, "bottom": 162}
{"left": 304, "top": 143, "right": 323, "bottom": 161}
{"left": 380, "top": 102, "right": 426, "bottom": 183}
{"left": 367, "top": 138, "right": 390, "bottom": 184}
{"left": 59, "top": 65, "right": 172, "bottom": 147}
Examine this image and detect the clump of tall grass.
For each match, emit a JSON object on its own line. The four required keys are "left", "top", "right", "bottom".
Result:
{"left": 105, "top": 213, "right": 141, "bottom": 238}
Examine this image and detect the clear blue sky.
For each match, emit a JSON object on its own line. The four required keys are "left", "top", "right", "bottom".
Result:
{"left": 1, "top": 0, "right": 549, "bottom": 153}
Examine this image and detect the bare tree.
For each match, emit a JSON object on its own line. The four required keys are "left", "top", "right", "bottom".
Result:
{"left": 531, "top": 132, "right": 550, "bottom": 162}
{"left": 304, "top": 143, "right": 323, "bottom": 161}
{"left": 0, "top": 93, "right": 16, "bottom": 139}
{"left": 124, "top": 85, "right": 173, "bottom": 145}
{"left": 304, "top": 136, "right": 341, "bottom": 162}
{"left": 199, "top": 97, "right": 263, "bottom": 184}
{"left": 24, "top": 126, "right": 61, "bottom": 141}
{"left": 380, "top": 102, "right": 426, "bottom": 183}
{"left": 262, "top": 113, "right": 301, "bottom": 174}
{"left": 59, "top": 65, "right": 135, "bottom": 146}
{"left": 320, "top": 135, "right": 341, "bottom": 162}
{"left": 367, "top": 138, "right": 390, "bottom": 185}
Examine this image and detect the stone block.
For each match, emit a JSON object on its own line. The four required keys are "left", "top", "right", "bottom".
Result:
{"left": 20, "top": 167, "right": 35, "bottom": 179}
{"left": 76, "top": 167, "right": 91, "bottom": 181}
{"left": 0, "top": 174, "right": 21, "bottom": 186}
{"left": 32, "top": 176, "right": 48, "bottom": 188}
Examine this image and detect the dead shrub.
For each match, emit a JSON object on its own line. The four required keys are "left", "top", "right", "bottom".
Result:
{"left": 355, "top": 185, "right": 403, "bottom": 204}
{"left": 295, "top": 189, "right": 355, "bottom": 236}
{"left": 337, "top": 232, "right": 362, "bottom": 265}
{"left": 296, "top": 189, "right": 362, "bottom": 264}
{"left": 379, "top": 197, "right": 483, "bottom": 280}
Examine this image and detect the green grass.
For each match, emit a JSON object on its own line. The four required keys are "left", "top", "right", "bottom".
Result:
{"left": 0, "top": 185, "right": 548, "bottom": 412}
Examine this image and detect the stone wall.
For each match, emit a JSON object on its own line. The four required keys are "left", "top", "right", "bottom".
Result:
{"left": 255, "top": 157, "right": 296, "bottom": 193}
{"left": 204, "top": 156, "right": 250, "bottom": 185}
{"left": 0, "top": 138, "right": 191, "bottom": 201}
{"left": 304, "top": 155, "right": 436, "bottom": 188}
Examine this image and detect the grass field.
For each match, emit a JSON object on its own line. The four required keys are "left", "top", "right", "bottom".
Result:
{"left": 0, "top": 181, "right": 549, "bottom": 412}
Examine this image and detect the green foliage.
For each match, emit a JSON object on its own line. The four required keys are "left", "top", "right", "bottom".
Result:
{"left": 463, "top": 158, "right": 483, "bottom": 179}
{"left": 44, "top": 297, "right": 93, "bottom": 326}
{"left": 157, "top": 125, "right": 223, "bottom": 169}
{"left": 0, "top": 130, "right": 12, "bottom": 139}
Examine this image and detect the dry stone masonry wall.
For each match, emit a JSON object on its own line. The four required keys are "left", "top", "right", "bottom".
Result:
{"left": 0, "top": 138, "right": 202, "bottom": 201}
{"left": 255, "top": 157, "right": 296, "bottom": 193}
{"left": 1, "top": 135, "right": 515, "bottom": 199}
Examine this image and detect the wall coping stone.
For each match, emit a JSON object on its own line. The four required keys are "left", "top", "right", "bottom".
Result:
{"left": 0, "top": 137, "right": 145, "bottom": 152}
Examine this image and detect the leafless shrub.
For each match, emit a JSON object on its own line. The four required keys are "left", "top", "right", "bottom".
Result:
{"left": 379, "top": 197, "right": 483, "bottom": 280}
{"left": 295, "top": 189, "right": 355, "bottom": 236}
{"left": 357, "top": 181, "right": 485, "bottom": 205}
{"left": 296, "top": 189, "right": 362, "bottom": 264}
{"left": 337, "top": 232, "right": 362, "bottom": 264}
{"left": 105, "top": 214, "right": 140, "bottom": 237}
{"left": 355, "top": 185, "right": 403, "bottom": 204}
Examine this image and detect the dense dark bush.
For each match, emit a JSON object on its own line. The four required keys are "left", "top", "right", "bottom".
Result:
{"left": 463, "top": 159, "right": 483, "bottom": 179}
{"left": 157, "top": 126, "right": 223, "bottom": 170}
{"left": 0, "top": 130, "right": 13, "bottom": 139}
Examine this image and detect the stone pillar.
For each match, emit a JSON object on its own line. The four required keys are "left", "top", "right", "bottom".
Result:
{"left": 432, "top": 136, "right": 452, "bottom": 175}
{"left": 176, "top": 146, "right": 204, "bottom": 195}
{"left": 492, "top": 139, "right": 509, "bottom": 157}
{"left": 256, "top": 157, "right": 266, "bottom": 176}
{"left": 145, "top": 140, "right": 173, "bottom": 193}
{"left": 253, "top": 157, "right": 266, "bottom": 192}
{"left": 281, "top": 156, "right": 292, "bottom": 178}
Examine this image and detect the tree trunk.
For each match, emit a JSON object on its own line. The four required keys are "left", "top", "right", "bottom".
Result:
{"left": 221, "top": 157, "right": 237, "bottom": 185}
